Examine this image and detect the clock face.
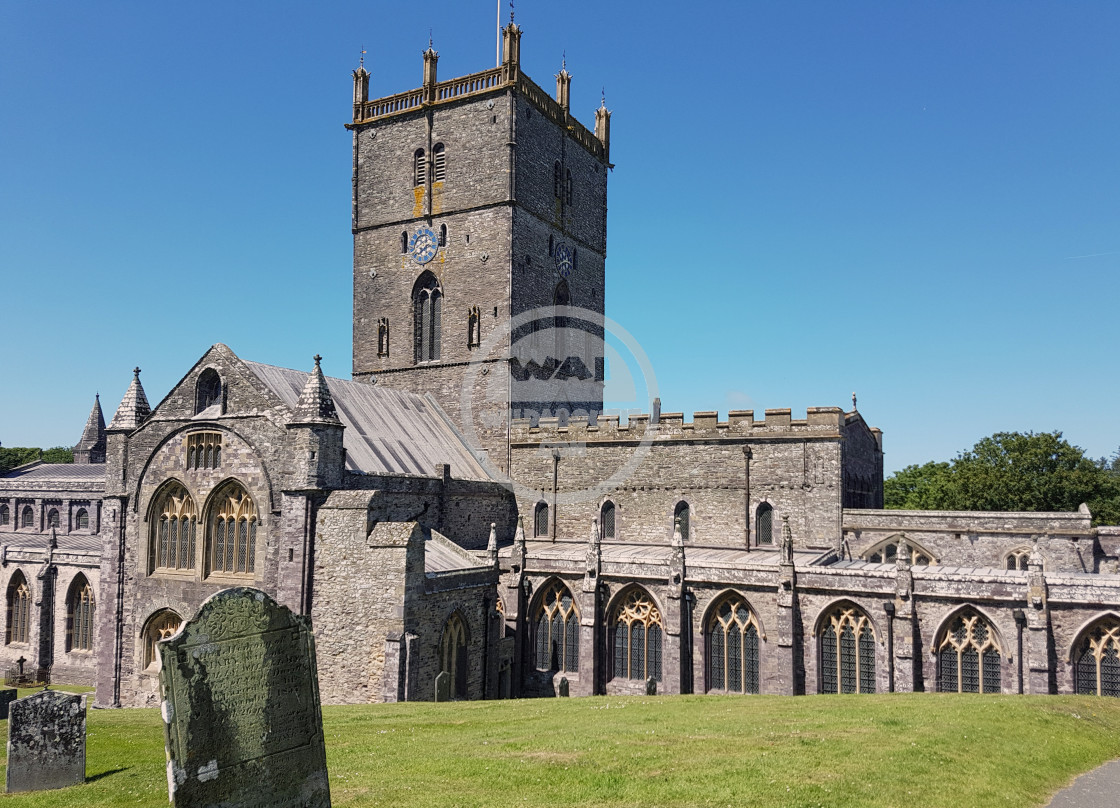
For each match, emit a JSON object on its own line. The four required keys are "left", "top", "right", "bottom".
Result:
{"left": 555, "top": 243, "right": 573, "bottom": 277}
{"left": 409, "top": 227, "right": 439, "bottom": 264}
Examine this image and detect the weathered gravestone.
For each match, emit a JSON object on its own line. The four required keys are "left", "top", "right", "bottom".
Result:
{"left": 557, "top": 677, "right": 569, "bottom": 697}
{"left": 5, "top": 690, "right": 86, "bottom": 793}
{"left": 434, "top": 671, "right": 451, "bottom": 702}
{"left": 159, "top": 587, "right": 331, "bottom": 808}
{"left": 646, "top": 677, "right": 657, "bottom": 696}
{"left": 0, "top": 687, "right": 18, "bottom": 719}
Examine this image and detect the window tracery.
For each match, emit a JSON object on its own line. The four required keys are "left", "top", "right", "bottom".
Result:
{"left": 150, "top": 485, "right": 198, "bottom": 572}
{"left": 207, "top": 484, "right": 257, "bottom": 576}
{"left": 186, "top": 432, "right": 222, "bottom": 471}
{"left": 1005, "top": 548, "right": 1031, "bottom": 571}
{"left": 534, "top": 582, "right": 579, "bottom": 673}
{"left": 440, "top": 612, "right": 468, "bottom": 698}
{"left": 1074, "top": 618, "right": 1120, "bottom": 697}
{"left": 143, "top": 610, "right": 182, "bottom": 670}
{"left": 864, "top": 536, "right": 934, "bottom": 566}
{"left": 6, "top": 572, "right": 30, "bottom": 646}
{"left": 66, "top": 575, "right": 95, "bottom": 653}
{"left": 819, "top": 605, "right": 875, "bottom": 694}
{"left": 610, "top": 589, "right": 663, "bottom": 682}
{"left": 937, "top": 610, "right": 1001, "bottom": 693}
{"left": 413, "top": 272, "right": 442, "bottom": 363}
{"left": 707, "top": 595, "right": 760, "bottom": 694}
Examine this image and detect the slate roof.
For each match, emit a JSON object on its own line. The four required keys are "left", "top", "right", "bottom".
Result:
{"left": 243, "top": 361, "right": 491, "bottom": 480}
{"left": 425, "top": 530, "right": 488, "bottom": 574}
{"left": 0, "top": 464, "right": 106, "bottom": 483}
{"left": 0, "top": 532, "right": 102, "bottom": 553}
{"left": 507, "top": 541, "right": 826, "bottom": 568}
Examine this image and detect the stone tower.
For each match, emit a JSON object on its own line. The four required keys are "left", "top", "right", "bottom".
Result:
{"left": 347, "top": 22, "right": 611, "bottom": 474}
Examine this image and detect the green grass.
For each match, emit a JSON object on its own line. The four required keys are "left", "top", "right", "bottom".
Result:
{"left": 2, "top": 694, "right": 1120, "bottom": 806}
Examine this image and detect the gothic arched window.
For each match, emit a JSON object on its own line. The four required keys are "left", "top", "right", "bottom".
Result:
{"left": 195, "top": 368, "right": 222, "bottom": 415}
{"left": 1074, "top": 618, "right": 1120, "bottom": 697}
{"left": 20, "top": 506, "right": 34, "bottom": 529}
{"left": 534, "top": 581, "right": 579, "bottom": 673}
{"left": 76, "top": 508, "right": 89, "bottom": 530}
{"left": 534, "top": 501, "right": 549, "bottom": 538}
{"left": 819, "top": 605, "right": 875, "bottom": 694}
{"left": 674, "top": 501, "right": 690, "bottom": 541}
{"left": 440, "top": 612, "right": 469, "bottom": 699}
{"left": 937, "top": 609, "right": 1001, "bottom": 693}
{"left": 707, "top": 594, "right": 760, "bottom": 694}
{"left": 1005, "top": 548, "right": 1031, "bottom": 571}
{"left": 864, "top": 536, "right": 935, "bottom": 566}
{"left": 756, "top": 503, "right": 773, "bottom": 546}
{"left": 413, "top": 149, "right": 427, "bottom": 186}
{"left": 149, "top": 484, "right": 198, "bottom": 573}
{"left": 206, "top": 482, "right": 258, "bottom": 576}
{"left": 600, "top": 501, "right": 616, "bottom": 539}
{"left": 413, "top": 272, "right": 442, "bottom": 363}
{"left": 610, "top": 588, "right": 663, "bottom": 682}
{"left": 6, "top": 571, "right": 31, "bottom": 646}
{"left": 66, "top": 574, "right": 95, "bottom": 653}
{"left": 143, "top": 609, "right": 182, "bottom": 670}
{"left": 432, "top": 143, "right": 446, "bottom": 183}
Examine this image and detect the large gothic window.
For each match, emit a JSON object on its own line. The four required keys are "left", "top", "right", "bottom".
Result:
{"left": 707, "top": 594, "right": 760, "bottom": 694}
{"left": 819, "top": 605, "right": 875, "bottom": 694}
{"left": 413, "top": 272, "right": 442, "bottom": 363}
{"left": 6, "top": 571, "right": 31, "bottom": 645}
{"left": 66, "top": 574, "right": 95, "bottom": 653}
{"left": 1074, "top": 618, "right": 1120, "bottom": 697}
{"left": 756, "top": 503, "right": 773, "bottom": 546}
{"left": 143, "top": 609, "right": 182, "bottom": 670}
{"left": 440, "top": 612, "right": 469, "bottom": 699}
{"left": 937, "top": 609, "right": 1002, "bottom": 693}
{"left": 610, "top": 588, "right": 663, "bottom": 682}
{"left": 534, "top": 581, "right": 579, "bottom": 673}
{"left": 206, "top": 483, "right": 258, "bottom": 576}
{"left": 149, "top": 484, "right": 198, "bottom": 573}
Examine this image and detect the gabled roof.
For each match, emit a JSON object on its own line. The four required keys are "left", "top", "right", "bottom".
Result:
{"left": 242, "top": 360, "right": 492, "bottom": 481}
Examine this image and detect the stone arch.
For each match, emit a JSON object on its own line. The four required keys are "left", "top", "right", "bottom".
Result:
{"left": 439, "top": 610, "right": 470, "bottom": 699}
{"left": 5, "top": 569, "right": 32, "bottom": 646}
{"left": 145, "top": 478, "right": 198, "bottom": 573}
{"left": 862, "top": 534, "right": 937, "bottom": 566}
{"left": 1068, "top": 612, "right": 1120, "bottom": 697}
{"left": 673, "top": 500, "right": 691, "bottom": 541}
{"left": 141, "top": 608, "right": 183, "bottom": 671}
{"left": 412, "top": 270, "right": 442, "bottom": 363}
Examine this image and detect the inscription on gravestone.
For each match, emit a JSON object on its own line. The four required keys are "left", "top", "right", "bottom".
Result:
{"left": 5, "top": 690, "right": 86, "bottom": 793}
{"left": 159, "top": 587, "right": 331, "bottom": 808}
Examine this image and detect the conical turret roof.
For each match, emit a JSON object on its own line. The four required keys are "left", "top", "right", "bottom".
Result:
{"left": 73, "top": 395, "right": 107, "bottom": 463}
{"left": 290, "top": 355, "right": 341, "bottom": 426}
{"left": 107, "top": 367, "right": 151, "bottom": 432}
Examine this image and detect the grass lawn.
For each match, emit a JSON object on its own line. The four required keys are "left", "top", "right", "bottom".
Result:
{"left": 1, "top": 693, "right": 1119, "bottom": 806}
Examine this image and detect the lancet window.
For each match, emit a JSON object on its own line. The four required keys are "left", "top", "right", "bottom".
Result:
{"left": 76, "top": 508, "right": 89, "bottom": 530}
{"left": 413, "top": 272, "right": 442, "bottom": 363}
{"left": 819, "top": 605, "right": 875, "bottom": 694}
{"left": 432, "top": 144, "right": 446, "bottom": 183}
{"left": 937, "top": 610, "right": 1001, "bottom": 693}
{"left": 378, "top": 318, "right": 390, "bottom": 357}
{"left": 534, "top": 582, "right": 579, "bottom": 673}
{"left": 610, "top": 589, "right": 663, "bottom": 682}
{"left": 600, "top": 501, "right": 616, "bottom": 539}
{"left": 440, "top": 612, "right": 468, "bottom": 699}
{"left": 675, "top": 501, "right": 690, "bottom": 541}
{"left": 756, "top": 503, "right": 773, "bottom": 546}
{"left": 707, "top": 594, "right": 760, "bottom": 694}
{"left": 186, "top": 432, "right": 222, "bottom": 471}
{"left": 534, "top": 501, "right": 549, "bottom": 538}
{"left": 467, "top": 307, "right": 481, "bottom": 349}
{"left": 413, "top": 149, "right": 427, "bottom": 186}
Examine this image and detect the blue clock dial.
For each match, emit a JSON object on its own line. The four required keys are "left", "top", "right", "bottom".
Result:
{"left": 555, "top": 243, "right": 573, "bottom": 277}
{"left": 409, "top": 227, "right": 439, "bottom": 264}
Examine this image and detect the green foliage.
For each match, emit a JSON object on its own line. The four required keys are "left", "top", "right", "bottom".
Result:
{"left": 0, "top": 446, "right": 74, "bottom": 472}
{"left": 886, "top": 432, "right": 1120, "bottom": 525}
{"left": 2, "top": 694, "right": 1120, "bottom": 807}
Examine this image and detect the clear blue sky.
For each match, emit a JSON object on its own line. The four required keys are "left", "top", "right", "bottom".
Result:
{"left": 2, "top": 1, "right": 1118, "bottom": 474}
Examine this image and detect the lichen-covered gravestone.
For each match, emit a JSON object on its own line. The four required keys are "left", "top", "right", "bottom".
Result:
{"left": 158, "top": 587, "right": 331, "bottom": 807}
{"left": 5, "top": 690, "right": 86, "bottom": 793}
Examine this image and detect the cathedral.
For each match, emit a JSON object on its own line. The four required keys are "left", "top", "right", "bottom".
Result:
{"left": 2, "top": 22, "right": 1119, "bottom": 707}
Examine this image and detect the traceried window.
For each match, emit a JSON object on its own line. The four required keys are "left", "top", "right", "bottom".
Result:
{"left": 413, "top": 272, "right": 442, "bottom": 363}
{"left": 865, "top": 536, "right": 934, "bottom": 566}
{"left": 186, "top": 432, "right": 222, "bottom": 471}
{"left": 820, "top": 605, "right": 875, "bottom": 694}
{"left": 675, "top": 501, "right": 690, "bottom": 541}
{"left": 600, "top": 501, "right": 616, "bottom": 539}
{"left": 534, "top": 501, "right": 549, "bottom": 538}
{"left": 66, "top": 574, "right": 95, "bottom": 653}
{"left": 6, "top": 571, "right": 31, "bottom": 645}
{"left": 1005, "top": 548, "right": 1031, "bottom": 571}
{"left": 378, "top": 317, "right": 390, "bottom": 357}
{"left": 708, "top": 594, "right": 760, "bottom": 694}
{"left": 206, "top": 483, "right": 258, "bottom": 576}
{"left": 0, "top": 505, "right": 7, "bottom": 526}
{"left": 756, "top": 503, "right": 773, "bottom": 546}
{"left": 553, "top": 161, "right": 562, "bottom": 199}
{"left": 610, "top": 588, "right": 663, "bottom": 682}
{"left": 150, "top": 485, "right": 198, "bottom": 573}
{"left": 47, "top": 508, "right": 60, "bottom": 529}
{"left": 143, "top": 609, "right": 182, "bottom": 670}
{"left": 467, "top": 307, "right": 481, "bottom": 349}
{"left": 76, "top": 508, "right": 89, "bottom": 530}
{"left": 440, "top": 612, "right": 468, "bottom": 699}
{"left": 414, "top": 149, "right": 427, "bottom": 186}
{"left": 432, "top": 144, "right": 446, "bottom": 183}
{"left": 937, "top": 610, "right": 1001, "bottom": 694}
{"left": 195, "top": 368, "right": 222, "bottom": 415}
{"left": 1074, "top": 618, "right": 1120, "bottom": 697}
{"left": 534, "top": 581, "right": 579, "bottom": 673}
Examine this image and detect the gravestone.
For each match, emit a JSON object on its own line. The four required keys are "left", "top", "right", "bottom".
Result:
{"left": 557, "top": 677, "right": 569, "bottom": 697}
{"left": 159, "top": 587, "right": 331, "bottom": 808}
{"left": 646, "top": 677, "right": 657, "bottom": 696}
{"left": 5, "top": 690, "right": 86, "bottom": 793}
{"left": 0, "top": 688, "right": 17, "bottom": 719}
{"left": 434, "top": 671, "right": 451, "bottom": 702}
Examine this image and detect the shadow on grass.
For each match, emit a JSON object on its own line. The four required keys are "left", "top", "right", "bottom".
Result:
{"left": 86, "top": 767, "right": 130, "bottom": 782}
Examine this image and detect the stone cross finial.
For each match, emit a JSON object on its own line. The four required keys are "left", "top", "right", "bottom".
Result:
{"left": 852, "top": 391, "right": 857, "bottom": 411}
{"left": 133, "top": 367, "right": 141, "bottom": 378}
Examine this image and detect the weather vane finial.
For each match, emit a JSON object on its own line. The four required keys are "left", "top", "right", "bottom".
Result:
{"left": 562, "top": 49, "right": 566, "bottom": 70}
{"left": 510, "top": 0, "right": 515, "bottom": 24}
{"left": 359, "top": 46, "right": 366, "bottom": 70}
{"left": 601, "top": 86, "right": 606, "bottom": 107}
{"left": 852, "top": 391, "right": 857, "bottom": 411}
{"left": 429, "top": 29, "right": 433, "bottom": 49}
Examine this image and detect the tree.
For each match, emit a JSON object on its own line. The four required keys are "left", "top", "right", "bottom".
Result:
{"left": 885, "top": 431, "right": 1120, "bottom": 526}
{"left": 0, "top": 446, "right": 74, "bottom": 472}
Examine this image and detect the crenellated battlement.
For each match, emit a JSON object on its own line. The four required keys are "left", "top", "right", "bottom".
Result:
{"left": 510, "top": 406, "right": 855, "bottom": 445}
